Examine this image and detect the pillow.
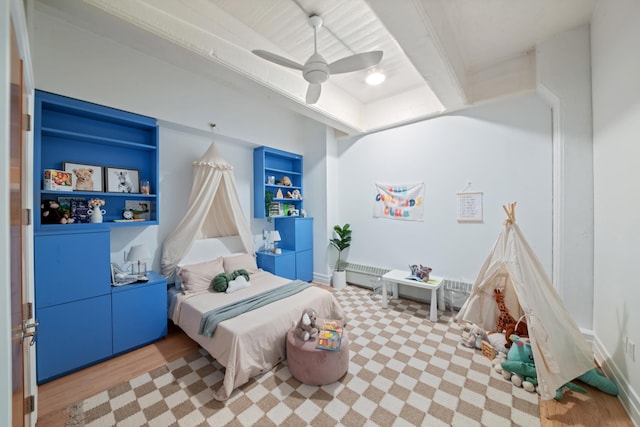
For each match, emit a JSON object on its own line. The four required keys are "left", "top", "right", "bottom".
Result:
{"left": 223, "top": 253, "right": 259, "bottom": 274}
{"left": 178, "top": 257, "right": 224, "bottom": 294}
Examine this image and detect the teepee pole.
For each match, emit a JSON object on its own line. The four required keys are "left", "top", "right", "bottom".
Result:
{"left": 503, "top": 202, "right": 517, "bottom": 225}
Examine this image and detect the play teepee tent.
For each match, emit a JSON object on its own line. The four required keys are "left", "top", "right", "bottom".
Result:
{"left": 161, "top": 142, "right": 254, "bottom": 278}
{"left": 455, "top": 203, "right": 595, "bottom": 400}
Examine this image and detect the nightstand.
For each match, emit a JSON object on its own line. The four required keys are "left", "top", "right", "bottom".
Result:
{"left": 256, "top": 250, "right": 296, "bottom": 280}
{"left": 111, "top": 271, "right": 168, "bottom": 354}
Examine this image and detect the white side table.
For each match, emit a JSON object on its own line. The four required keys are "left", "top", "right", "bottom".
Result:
{"left": 381, "top": 270, "right": 445, "bottom": 322}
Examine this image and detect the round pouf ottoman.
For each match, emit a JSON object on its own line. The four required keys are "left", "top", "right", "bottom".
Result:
{"left": 286, "top": 327, "right": 349, "bottom": 385}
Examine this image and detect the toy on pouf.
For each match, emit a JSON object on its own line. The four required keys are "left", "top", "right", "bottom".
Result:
{"left": 460, "top": 326, "right": 490, "bottom": 350}
{"left": 496, "top": 334, "right": 619, "bottom": 399}
{"left": 294, "top": 308, "right": 319, "bottom": 341}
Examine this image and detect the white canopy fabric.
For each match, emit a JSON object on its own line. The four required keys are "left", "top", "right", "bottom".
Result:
{"left": 455, "top": 203, "right": 595, "bottom": 400}
{"left": 161, "top": 142, "right": 254, "bottom": 278}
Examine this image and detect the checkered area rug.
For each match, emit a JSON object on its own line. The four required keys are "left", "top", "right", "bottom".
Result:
{"left": 67, "top": 285, "right": 539, "bottom": 426}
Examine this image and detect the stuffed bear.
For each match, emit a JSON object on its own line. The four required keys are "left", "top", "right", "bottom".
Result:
{"left": 41, "top": 200, "right": 64, "bottom": 224}
{"left": 294, "top": 308, "right": 319, "bottom": 341}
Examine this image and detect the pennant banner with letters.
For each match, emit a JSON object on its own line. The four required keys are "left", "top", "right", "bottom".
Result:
{"left": 373, "top": 183, "right": 424, "bottom": 221}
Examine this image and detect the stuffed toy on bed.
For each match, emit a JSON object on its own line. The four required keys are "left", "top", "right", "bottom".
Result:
{"left": 294, "top": 308, "right": 319, "bottom": 341}
{"left": 211, "top": 269, "right": 250, "bottom": 293}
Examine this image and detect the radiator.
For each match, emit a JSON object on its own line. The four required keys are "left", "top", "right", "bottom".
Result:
{"left": 345, "top": 262, "right": 473, "bottom": 310}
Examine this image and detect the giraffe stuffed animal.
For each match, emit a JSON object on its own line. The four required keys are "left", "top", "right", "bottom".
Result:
{"left": 493, "top": 288, "right": 527, "bottom": 348}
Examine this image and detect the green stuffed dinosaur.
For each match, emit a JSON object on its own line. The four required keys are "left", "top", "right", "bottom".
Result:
{"left": 500, "top": 334, "right": 618, "bottom": 400}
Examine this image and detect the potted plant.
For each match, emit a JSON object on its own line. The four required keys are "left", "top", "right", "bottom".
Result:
{"left": 330, "top": 223, "right": 352, "bottom": 289}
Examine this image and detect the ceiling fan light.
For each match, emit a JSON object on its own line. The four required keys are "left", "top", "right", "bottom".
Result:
{"left": 366, "top": 71, "right": 386, "bottom": 85}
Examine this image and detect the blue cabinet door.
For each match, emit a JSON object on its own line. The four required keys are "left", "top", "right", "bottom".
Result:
{"left": 36, "top": 295, "right": 112, "bottom": 383}
{"left": 296, "top": 250, "right": 314, "bottom": 282}
{"left": 35, "top": 231, "right": 111, "bottom": 308}
{"left": 257, "top": 250, "right": 296, "bottom": 280}
{"left": 275, "top": 217, "right": 313, "bottom": 251}
{"left": 112, "top": 273, "right": 167, "bottom": 354}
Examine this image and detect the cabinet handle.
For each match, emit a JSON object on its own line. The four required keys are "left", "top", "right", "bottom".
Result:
{"left": 22, "top": 320, "right": 39, "bottom": 346}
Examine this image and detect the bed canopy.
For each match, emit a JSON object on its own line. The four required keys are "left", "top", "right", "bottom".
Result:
{"left": 161, "top": 141, "right": 254, "bottom": 278}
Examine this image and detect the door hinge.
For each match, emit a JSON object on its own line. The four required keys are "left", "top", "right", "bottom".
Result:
{"left": 24, "top": 208, "right": 31, "bottom": 226}
{"left": 23, "top": 113, "right": 31, "bottom": 132}
{"left": 25, "top": 395, "right": 35, "bottom": 414}
{"left": 24, "top": 302, "right": 33, "bottom": 320}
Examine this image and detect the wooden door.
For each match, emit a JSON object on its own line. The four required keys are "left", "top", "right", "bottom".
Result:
{"left": 10, "top": 19, "right": 27, "bottom": 427}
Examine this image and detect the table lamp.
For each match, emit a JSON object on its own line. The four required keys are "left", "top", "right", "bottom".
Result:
{"left": 127, "top": 244, "right": 150, "bottom": 276}
{"left": 270, "top": 230, "right": 282, "bottom": 254}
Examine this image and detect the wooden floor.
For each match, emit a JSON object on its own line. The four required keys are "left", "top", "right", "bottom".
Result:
{"left": 36, "top": 323, "right": 633, "bottom": 427}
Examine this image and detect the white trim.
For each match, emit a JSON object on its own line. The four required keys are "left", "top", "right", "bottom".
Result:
{"left": 593, "top": 335, "right": 640, "bottom": 426}
{"left": 537, "top": 83, "right": 564, "bottom": 299}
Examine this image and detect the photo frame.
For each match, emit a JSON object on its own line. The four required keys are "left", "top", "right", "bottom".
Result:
{"left": 125, "top": 200, "right": 151, "bottom": 221}
{"left": 105, "top": 167, "right": 140, "bottom": 193}
{"left": 62, "top": 162, "right": 103, "bottom": 192}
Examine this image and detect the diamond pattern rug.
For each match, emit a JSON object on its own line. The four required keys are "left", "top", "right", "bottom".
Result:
{"left": 67, "top": 285, "right": 539, "bottom": 426}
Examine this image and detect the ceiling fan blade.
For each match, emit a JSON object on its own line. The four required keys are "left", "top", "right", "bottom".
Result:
{"left": 328, "top": 51, "right": 383, "bottom": 74}
{"left": 252, "top": 50, "right": 304, "bottom": 71}
{"left": 306, "top": 83, "right": 321, "bottom": 104}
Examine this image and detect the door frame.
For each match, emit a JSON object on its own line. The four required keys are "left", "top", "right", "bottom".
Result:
{"left": 5, "top": 1, "right": 36, "bottom": 426}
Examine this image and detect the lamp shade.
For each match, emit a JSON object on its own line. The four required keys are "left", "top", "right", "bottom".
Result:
{"left": 269, "top": 230, "right": 281, "bottom": 243}
{"left": 127, "top": 244, "right": 150, "bottom": 262}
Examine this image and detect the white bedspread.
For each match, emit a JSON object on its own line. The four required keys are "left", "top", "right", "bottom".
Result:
{"left": 169, "top": 270, "right": 344, "bottom": 400}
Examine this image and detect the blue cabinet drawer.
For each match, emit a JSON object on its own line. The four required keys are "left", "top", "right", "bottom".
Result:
{"left": 35, "top": 231, "right": 111, "bottom": 308}
{"left": 275, "top": 217, "right": 313, "bottom": 251}
{"left": 112, "top": 273, "right": 168, "bottom": 354}
{"left": 36, "top": 294, "right": 112, "bottom": 383}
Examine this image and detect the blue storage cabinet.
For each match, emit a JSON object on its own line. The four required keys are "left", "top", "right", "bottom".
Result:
{"left": 256, "top": 250, "right": 297, "bottom": 280}
{"left": 33, "top": 91, "right": 166, "bottom": 384}
{"left": 112, "top": 272, "right": 167, "bottom": 354}
{"left": 35, "top": 231, "right": 112, "bottom": 383}
{"left": 274, "top": 217, "right": 314, "bottom": 281}
{"left": 253, "top": 146, "right": 304, "bottom": 218}
{"left": 34, "top": 90, "right": 159, "bottom": 230}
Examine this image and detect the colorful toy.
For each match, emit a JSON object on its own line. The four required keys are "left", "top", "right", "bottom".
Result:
{"left": 294, "top": 308, "right": 319, "bottom": 341}
{"left": 499, "top": 334, "right": 619, "bottom": 399}
{"left": 409, "top": 264, "right": 432, "bottom": 281}
{"left": 211, "top": 269, "right": 250, "bottom": 292}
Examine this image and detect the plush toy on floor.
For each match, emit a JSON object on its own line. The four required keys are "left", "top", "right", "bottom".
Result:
{"left": 496, "top": 334, "right": 619, "bottom": 399}
{"left": 294, "top": 308, "right": 319, "bottom": 341}
{"left": 460, "top": 326, "right": 490, "bottom": 350}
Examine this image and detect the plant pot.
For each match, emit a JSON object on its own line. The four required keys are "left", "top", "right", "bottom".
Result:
{"left": 332, "top": 270, "right": 347, "bottom": 290}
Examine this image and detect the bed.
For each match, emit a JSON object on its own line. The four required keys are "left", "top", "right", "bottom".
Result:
{"left": 167, "top": 236, "right": 344, "bottom": 401}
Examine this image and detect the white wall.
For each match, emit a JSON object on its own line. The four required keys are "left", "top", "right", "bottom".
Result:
{"left": 337, "top": 93, "right": 552, "bottom": 286}
{"left": 592, "top": 0, "right": 640, "bottom": 422}
{"left": 31, "top": 9, "right": 325, "bottom": 273}
{"left": 536, "top": 24, "right": 594, "bottom": 330}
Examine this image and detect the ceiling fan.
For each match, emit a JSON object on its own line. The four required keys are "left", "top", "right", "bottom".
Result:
{"left": 252, "top": 14, "right": 383, "bottom": 104}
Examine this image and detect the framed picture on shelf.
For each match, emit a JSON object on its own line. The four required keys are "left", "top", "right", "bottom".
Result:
{"left": 125, "top": 200, "right": 151, "bottom": 220}
{"left": 105, "top": 167, "right": 140, "bottom": 193}
{"left": 62, "top": 162, "right": 103, "bottom": 192}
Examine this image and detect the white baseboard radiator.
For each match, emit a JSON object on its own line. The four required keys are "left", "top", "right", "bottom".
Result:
{"left": 344, "top": 262, "right": 473, "bottom": 310}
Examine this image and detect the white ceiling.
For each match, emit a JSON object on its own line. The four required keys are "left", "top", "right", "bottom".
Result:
{"left": 35, "top": 0, "right": 596, "bottom": 136}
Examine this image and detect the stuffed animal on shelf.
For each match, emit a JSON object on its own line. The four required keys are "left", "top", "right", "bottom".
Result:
{"left": 460, "top": 326, "right": 490, "bottom": 350}
{"left": 294, "top": 308, "right": 319, "bottom": 341}
{"left": 40, "top": 199, "right": 74, "bottom": 224}
{"left": 281, "top": 176, "right": 292, "bottom": 186}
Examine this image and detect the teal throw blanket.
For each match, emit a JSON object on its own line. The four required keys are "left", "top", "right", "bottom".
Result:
{"left": 199, "top": 280, "right": 312, "bottom": 337}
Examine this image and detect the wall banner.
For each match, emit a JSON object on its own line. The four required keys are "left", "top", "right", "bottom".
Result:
{"left": 373, "top": 183, "right": 424, "bottom": 221}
